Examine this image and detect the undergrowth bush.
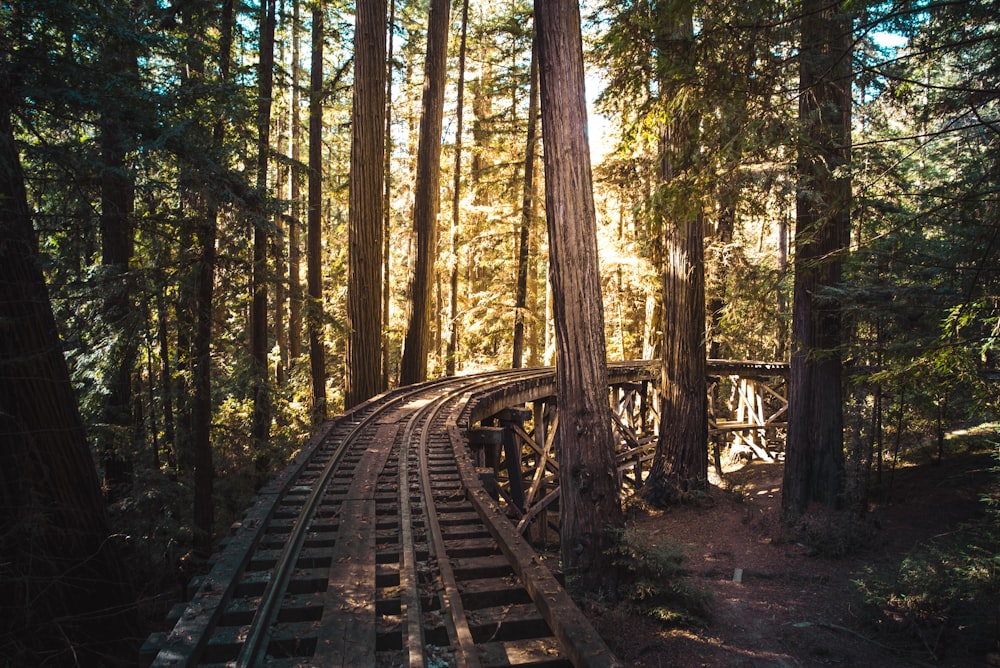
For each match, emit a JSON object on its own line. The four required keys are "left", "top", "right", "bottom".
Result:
{"left": 607, "top": 527, "right": 713, "bottom": 626}
{"left": 853, "top": 438, "right": 1000, "bottom": 661}
{"left": 789, "top": 506, "right": 878, "bottom": 558}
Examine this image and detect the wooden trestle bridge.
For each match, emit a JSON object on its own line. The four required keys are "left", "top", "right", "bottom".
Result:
{"left": 144, "top": 360, "right": 787, "bottom": 668}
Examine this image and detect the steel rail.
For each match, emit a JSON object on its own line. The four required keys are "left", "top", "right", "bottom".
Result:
{"left": 235, "top": 368, "right": 535, "bottom": 666}
{"left": 398, "top": 369, "right": 552, "bottom": 667}
{"left": 416, "top": 391, "right": 481, "bottom": 668}
{"left": 234, "top": 377, "right": 461, "bottom": 666}
{"left": 411, "top": 373, "right": 544, "bottom": 665}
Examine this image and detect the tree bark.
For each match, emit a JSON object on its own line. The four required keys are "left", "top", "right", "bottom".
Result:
{"left": 346, "top": 0, "right": 387, "bottom": 408}
{"left": 512, "top": 36, "right": 539, "bottom": 370}
{"left": 400, "top": 0, "right": 451, "bottom": 385}
{"left": 251, "top": 0, "right": 276, "bottom": 446}
{"left": 308, "top": 4, "right": 327, "bottom": 423}
{"left": 381, "top": 0, "right": 397, "bottom": 391}
{"left": 0, "top": 83, "right": 135, "bottom": 666}
{"left": 641, "top": 1, "right": 708, "bottom": 507}
{"left": 446, "top": 0, "right": 469, "bottom": 377}
{"left": 535, "top": 0, "right": 623, "bottom": 593}
{"left": 707, "top": 178, "right": 735, "bottom": 359}
{"left": 289, "top": 0, "right": 303, "bottom": 362}
{"left": 191, "top": 0, "right": 235, "bottom": 555}
{"left": 782, "top": 0, "right": 852, "bottom": 517}
{"left": 156, "top": 284, "right": 176, "bottom": 467}
{"left": 192, "top": 199, "right": 217, "bottom": 554}
{"left": 275, "top": 15, "right": 288, "bottom": 387}
{"left": 98, "top": 40, "right": 138, "bottom": 501}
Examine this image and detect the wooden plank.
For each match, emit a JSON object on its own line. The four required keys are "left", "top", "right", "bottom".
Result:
{"left": 477, "top": 637, "right": 568, "bottom": 667}
{"left": 458, "top": 577, "right": 534, "bottom": 609}
{"left": 450, "top": 554, "right": 515, "bottom": 579}
{"left": 466, "top": 602, "right": 550, "bottom": 640}
{"left": 313, "top": 423, "right": 398, "bottom": 665}
{"left": 444, "top": 537, "right": 501, "bottom": 558}
{"left": 448, "top": 424, "right": 620, "bottom": 668}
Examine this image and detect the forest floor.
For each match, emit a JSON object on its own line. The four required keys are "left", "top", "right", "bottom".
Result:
{"left": 585, "top": 427, "right": 999, "bottom": 668}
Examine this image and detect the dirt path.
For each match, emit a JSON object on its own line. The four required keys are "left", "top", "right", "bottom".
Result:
{"left": 587, "top": 450, "right": 996, "bottom": 667}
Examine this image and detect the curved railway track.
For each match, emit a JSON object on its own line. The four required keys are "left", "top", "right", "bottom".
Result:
{"left": 148, "top": 368, "right": 621, "bottom": 667}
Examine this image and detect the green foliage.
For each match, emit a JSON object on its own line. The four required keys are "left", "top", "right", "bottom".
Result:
{"left": 788, "top": 506, "right": 878, "bottom": 558}
{"left": 588, "top": 0, "right": 797, "bottom": 363}
{"left": 606, "top": 527, "right": 713, "bottom": 626}
{"left": 108, "top": 468, "right": 191, "bottom": 589}
{"left": 853, "top": 444, "right": 1000, "bottom": 660}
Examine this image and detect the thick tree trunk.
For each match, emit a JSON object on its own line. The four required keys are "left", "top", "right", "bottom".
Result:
{"left": 98, "top": 48, "right": 137, "bottom": 500}
{"left": 0, "top": 92, "right": 135, "bottom": 666}
{"left": 382, "top": 0, "right": 397, "bottom": 390}
{"left": 346, "top": 0, "right": 387, "bottom": 408}
{"left": 192, "top": 0, "right": 234, "bottom": 554}
{"left": 192, "top": 200, "right": 217, "bottom": 553}
{"left": 156, "top": 286, "right": 176, "bottom": 467}
{"left": 642, "top": 2, "right": 708, "bottom": 506}
{"left": 535, "top": 0, "right": 623, "bottom": 594}
{"left": 782, "top": 0, "right": 852, "bottom": 517}
{"left": 288, "top": 0, "right": 303, "bottom": 362}
{"left": 446, "top": 0, "right": 469, "bottom": 377}
{"left": 308, "top": 5, "right": 327, "bottom": 423}
{"left": 512, "top": 37, "right": 539, "bottom": 370}
{"left": 400, "top": 0, "right": 451, "bottom": 385}
{"left": 251, "top": 0, "right": 276, "bottom": 447}
{"left": 644, "top": 212, "right": 708, "bottom": 504}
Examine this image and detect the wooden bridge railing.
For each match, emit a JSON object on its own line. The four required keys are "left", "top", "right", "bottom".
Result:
{"left": 458, "top": 360, "right": 788, "bottom": 544}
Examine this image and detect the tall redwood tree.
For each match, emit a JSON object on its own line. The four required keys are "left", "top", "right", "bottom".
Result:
{"left": 1, "top": 74, "right": 135, "bottom": 665}
{"left": 346, "top": 0, "right": 388, "bottom": 407}
{"left": 641, "top": 1, "right": 708, "bottom": 506}
{"left": 512, "top": 37, "right": 540, "bottom": 370}
{"left": 250, "top": 0, "right": 277, "bottom": 446}
{"left": 782, "top": 0, "right": 852, "bottom": 517}
{"left": 400, "top": 0, "right": 451, "bottom": 385}
{"left": 535, "top": 0, "right": 623, "bottom": 592}
{"left": 307, "top": 4, "right": 327, "bottom": 423}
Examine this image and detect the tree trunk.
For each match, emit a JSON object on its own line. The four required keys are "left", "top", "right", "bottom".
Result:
{"left": 288, "top": 0, "right": 303, "bottom": 362}
{"left": 400, "top": 0, "right": 451, "bottom": 385}
{"left": 382, "top": 0, "right": 397, "bottom": 390}
{"left": 251, "top": 0, "right": 276, "bottom": 447}
{"left": 308, "top": 4, "right": 327, "bottom": 423}
{"left": 641, "top": 1, "right": 708, "bottom": 507}
{"left": 526, "top": 177, "right": 541, "bottom": 368}
{"left": 191, "top": 0, "right": 235, "bottom": 555}
{"left": 776, "top": 212, "right": 789, "bottom": 361}
{"left": 274, "top": 16, "right": 288, "bottom": 387}
{"left": 446, "top": 0, "right": 469, "bottom": 377}
{"left": 644, "top": 211, "right": 708, "bottom": 504}
{"left": 535, "top": 0, "right": 623, "bottom": 594}
{"left": 512, "top": 36, "right": 539, "bottom": 370}
{"left": 192, "top": 199, "right": 217, "bottom": 554}
{"left": 346, "top": 0, "right": 387, "bottom": 408}
{"left": 156, "top": 285, "right": 176, "bottom": 468}
{"left": 782, "top": 0, "right": 852, "bottom": 517}
{"left": 98, "top": 41, "right": 138, "bottom": 501}
{"left": 0, "top": 88, "right": 135, "bottom": 666}
{"left": 708, "top": 179, "right": 735, "bottom": 359}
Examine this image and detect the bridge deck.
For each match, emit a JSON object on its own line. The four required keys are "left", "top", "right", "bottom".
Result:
{"left": 144, "top": 361, "right": 786, "bottom": 667}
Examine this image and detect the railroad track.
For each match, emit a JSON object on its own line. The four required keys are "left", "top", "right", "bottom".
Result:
{"left": 146, "top": 369, "right": 620, "bottom": 667}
